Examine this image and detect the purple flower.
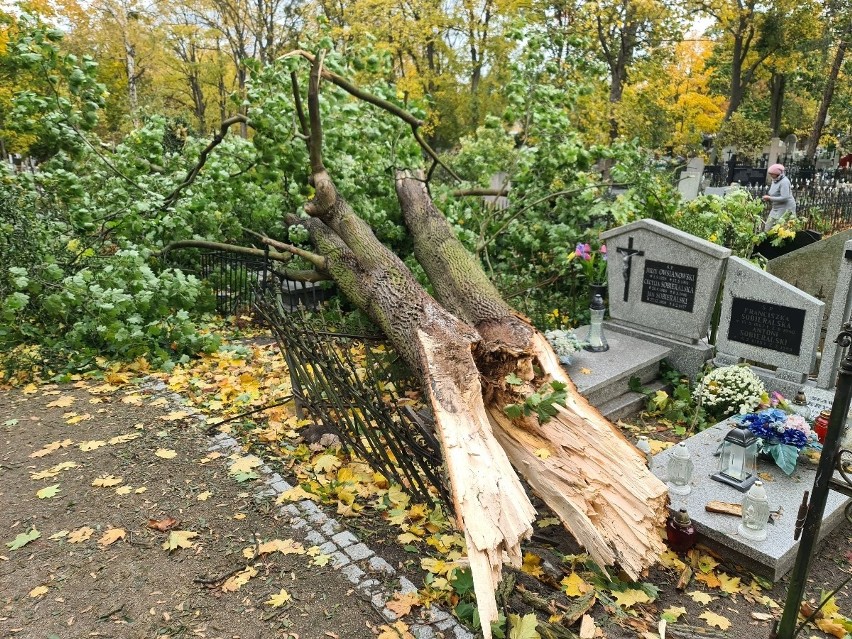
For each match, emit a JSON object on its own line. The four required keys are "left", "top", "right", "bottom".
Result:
{"left": 575, "top": 243, "right": 592, "bottom": 261}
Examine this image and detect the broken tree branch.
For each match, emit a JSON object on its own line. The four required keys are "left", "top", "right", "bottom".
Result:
{"left": 161, "top": 115, "right": 251, "bottom": 211}
{"left": 282, "top": 49, "right": 461, "bottom": 182}
{"left": 156, "top": 240, "right": 330, "bottom": 283}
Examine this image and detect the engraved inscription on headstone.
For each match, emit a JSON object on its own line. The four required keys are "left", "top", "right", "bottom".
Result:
{"left": 726, "top": 298, "right": 806, "bottom": 356}
{"left": 641, "top": 260, "right": 698, "bottom": 312}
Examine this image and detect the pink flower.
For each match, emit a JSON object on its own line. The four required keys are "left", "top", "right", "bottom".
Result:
{"left": 575, "top": 243, "right": 592, "bottom": 260}
{"left": 785, "top": 414, "right": 812, "bottom": 437}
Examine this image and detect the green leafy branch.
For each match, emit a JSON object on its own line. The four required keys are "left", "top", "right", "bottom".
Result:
{"left": 504, "top": 380, "right": 567, "bottom": 424}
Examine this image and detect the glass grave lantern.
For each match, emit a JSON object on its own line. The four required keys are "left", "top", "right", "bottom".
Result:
{"left": 584, "top": 294, "right": 609, "bottom": 352}
{"left": 737, "top": 480, "right": 770, "bottom": 541}
{"left": 711, "top": 424, "right": 758, "bottom": 492}
{"left": 666, "top": 442, "right": 693, "bottom": 495}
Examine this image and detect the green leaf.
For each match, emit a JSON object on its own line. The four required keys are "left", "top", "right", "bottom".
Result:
{"left": 504, "top": 404, "right": 524, "bottom": 419}
{"left": 505, "top": 373, "right": 524, "bottom": 386}
{"left": 768, "top": 443, "right": 799, "bottom": 476}
{"left": 628, "top": 375, "right": 643, "bottom": 393}
{"left": 450, "top": 568, "right": 475, "bottom": 596}
{"left": 6, "top": 527, "right": 40, "bottom": 550}
{"left": 508, "top": 613, "right": 540, "bottom": 639}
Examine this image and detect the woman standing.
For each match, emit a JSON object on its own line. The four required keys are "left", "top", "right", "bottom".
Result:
{"left": 762, "top": 163, "right": 796, "bottom": 231}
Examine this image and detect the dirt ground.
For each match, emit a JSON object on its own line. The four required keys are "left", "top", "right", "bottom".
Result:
{"left": 0, "top": 383, "right": 384, "bottom": 639}
{"left": 1, "top": 380, "right": 851, "bottom": 639}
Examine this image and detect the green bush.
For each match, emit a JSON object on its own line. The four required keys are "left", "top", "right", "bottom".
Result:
{"left": 668, "top": 189, "right": 764, "bottom": 256}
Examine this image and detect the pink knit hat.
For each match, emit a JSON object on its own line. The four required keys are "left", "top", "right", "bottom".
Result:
{"left": 768, "top": 163, "right": 785, "bottom": 175}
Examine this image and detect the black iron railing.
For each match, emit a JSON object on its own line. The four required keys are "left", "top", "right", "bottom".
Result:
{"left": 772, "top": 321, "right": 852, "bottom": 638}
{"left": 252, "top": 296, "right": 452, "bottom": 510}
{"left": 200, "top": 250, "right": 334, "bottom": 316}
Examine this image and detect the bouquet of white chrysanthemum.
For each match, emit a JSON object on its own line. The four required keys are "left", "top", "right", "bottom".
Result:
{"left": 545, "top": 329, "right": 584, "bottom": 365}
{"left": 694, "top": 364, "right": 766, "bottom": 419}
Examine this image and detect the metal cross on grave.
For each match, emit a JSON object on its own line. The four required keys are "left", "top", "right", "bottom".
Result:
{"left": 616, "top": 237, "right": 644, "bottom": 302}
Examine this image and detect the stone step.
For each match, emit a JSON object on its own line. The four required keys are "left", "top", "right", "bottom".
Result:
{"left": 595, "top": 379, "right": 669, "bottom": 422}
{"left": 566, "top": 326, "right": 672, "bottom": 407}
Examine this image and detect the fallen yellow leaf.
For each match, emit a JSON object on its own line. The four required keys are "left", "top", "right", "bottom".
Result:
{"left": 66, "top": 413, "right": 92, "bottom": 425}
{"left": 28, "top": 585, "right": 49, "bottom": 598}
{"left": 79, "top": 440, "right": 107, "bottom": 451}
{"left": 159, "top": 410, "right": 189, "bottom": 421}
{"left": 612, "top": 588, "right": 652, "bottom": 608}
{"left": 197, "top": 491, "right": 212, "bottom": 501}
{"left": 162, "top": 530, "right": 198, "bottom": 551}
{"left": 36, "top": 484, "right": 61, "bottom": 499}
{"left": 46, "top": 396, "right": 75, "bottom": 408}
{"left": 68, "top": 526, "right": 95, "bottom": 543}
{"left": 687, "top": 591, "right": 716, "bottom": 604}
{"left": 98, "top": 529, "right": 126, "bottom": 547}
{"left": 521, "top": 552, "right": 544, "bottom": 578}
{"left": 155, "top": 448, "right": 177, "bottom": 459}
{"left": 561, "top": 572, "right": 592, "bottom": 597}
{"left": 385, "top": 592, "right": 420, "bottom": 617}
{"left": 221, "top": 566, "right": 257, "bottom": 592}
{"left": 699, "top": 611, "right": 731, "bottom": 630}
{"left": 265, "top": 588, "right": 292, "bottom": 608}
{"left": 92, "top": 475, "right": 123, "bottom": 487}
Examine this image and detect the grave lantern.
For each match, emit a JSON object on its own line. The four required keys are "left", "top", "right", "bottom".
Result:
{"left": 711, "top": 424, "right": 758, "bottom": 492}
{"left": 666, "top": 442, "right": 693, "bottom": 495}
{"left": 790, "top": 389, "right": 812, "bottom": 421}
{"left": 737, "top": 480, "right": 770, "bottom": 541}
{"left": 584, "top": 294, "right": 609, "bottom": 352}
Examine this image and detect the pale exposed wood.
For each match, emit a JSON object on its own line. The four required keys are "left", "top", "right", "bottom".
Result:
{"left": 488, "top": 331, "right": 669, "bottom": 581}
{"left": 579, "top": 615, "right": 596, "bottom": 639}
{"left": 395, "top": 170, "right": 669, "bottom": 579}
{"left": 416, "top": 328, "right": 535, "bottom": 639}
{"left": 676, "top": 566, "right": 693, "bottom": 590}
{"left": 705, "top": 501, "right": 743, "bottom": 517}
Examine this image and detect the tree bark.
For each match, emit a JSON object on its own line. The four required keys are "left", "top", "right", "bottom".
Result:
{"left": 394, "top": 171, "right": 668, "bottom": 579}
{"left": 302, "top": 168, "right": 536, "bottom": 639}
{"left": 769, "top": 72, "right": 785, "bottom": 137}
{"left": 806, "top": 38, "right": 847, "bottom": 161}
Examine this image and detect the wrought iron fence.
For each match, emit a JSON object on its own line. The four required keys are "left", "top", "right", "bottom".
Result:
{"left": 252, "top": 295, "right": 452, "bottom": 510}
{"left": 739, "top": 182, "right": 852, "bottom": 233}
{"left": 200, "top": 250, "right": 334, "bottom": 316}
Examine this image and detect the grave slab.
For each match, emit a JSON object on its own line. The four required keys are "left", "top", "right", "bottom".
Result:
{"left": 715, "top": 256, "right": 824, "bottom": 383}
{"left": 601, "top": 219, "right": 731, "bottom": 343}
{"left": 566, "top": 327, "right": 670, "bottom": 406}
{"left": 651, "top": 421, "right": 849, "bottom": 581}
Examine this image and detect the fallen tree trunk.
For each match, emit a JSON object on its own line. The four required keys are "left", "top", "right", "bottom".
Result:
{"left": 396, "top": 170, "right": 668, "bottom": 580}
{"left": 295, "top": 60, "right": 535, "bottom": 638}
{"left": 163, "top": 56, "right": 669, "bottom": 636}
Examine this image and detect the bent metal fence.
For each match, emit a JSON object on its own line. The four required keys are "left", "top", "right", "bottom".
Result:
{"left": 253, "top": 290, "right": 451, "bottom": 510}
{"left": 200, "top": 250, "right": 333, "bottom": 316}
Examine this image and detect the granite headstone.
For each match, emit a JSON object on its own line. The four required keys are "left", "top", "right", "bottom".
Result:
{"left": 601, "top": 219, "right": 731, "bottom": 343}
{"left": 817, "top": 239, "right": 852, "bottom": 388}
{"left": 600, "top": 220, "right": 731, "bottom": 377}
{"left": 716, "top": 257, "right": 824, "bottom": 385}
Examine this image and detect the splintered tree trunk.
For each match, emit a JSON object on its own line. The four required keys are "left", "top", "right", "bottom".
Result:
{"left": 395, "top": 170, "right": 668, "bottom": 579}
{"left": 284, "top": 59, "right": 666, "bottom": 637}
{"left": 302, "top": 170, "right": 536, "bottom": 636}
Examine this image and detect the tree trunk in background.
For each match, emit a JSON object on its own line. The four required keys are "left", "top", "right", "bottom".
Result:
{"left": 724, "top": 33, "right": 745, "bottom": 120}
{"left": 769, "top": 72, "right": 785, "bottom": 137}
{"left": 807, "top": 39, "right": 847, "bottom": 161}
